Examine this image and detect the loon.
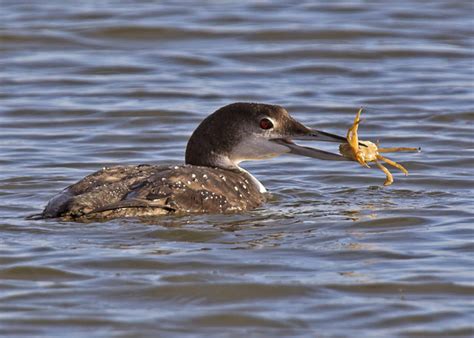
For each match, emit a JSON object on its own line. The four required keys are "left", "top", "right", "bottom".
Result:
{"left": 39, "top": 102, "right": 351, "bottom": 220}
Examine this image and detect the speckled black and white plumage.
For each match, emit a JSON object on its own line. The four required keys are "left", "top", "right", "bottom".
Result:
{"left": 42, "top": 164, "right": 265, "bottom": 220}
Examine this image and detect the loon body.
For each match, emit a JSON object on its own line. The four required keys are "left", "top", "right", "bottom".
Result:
{"left": 40, "top": 102, "right": 349, "bottom": 220}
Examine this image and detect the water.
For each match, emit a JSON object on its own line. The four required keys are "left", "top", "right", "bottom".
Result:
{"left": 1, "top": 0, "right": 473, "bottom": 336}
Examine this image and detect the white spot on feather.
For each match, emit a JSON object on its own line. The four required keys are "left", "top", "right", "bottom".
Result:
{"left": 239, "top": 168, "right": 266, "bottom": 193}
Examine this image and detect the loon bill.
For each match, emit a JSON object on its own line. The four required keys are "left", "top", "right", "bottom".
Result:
{"left": 37, "top": 102, "right": 350, "bottom": 220}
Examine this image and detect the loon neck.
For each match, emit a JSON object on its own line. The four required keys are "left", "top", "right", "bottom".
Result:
{"left": 185, "top": 147, "right": 267, "bottom": 194}
{"left": 185, "top": 129, "right": 240, "bottom": 170}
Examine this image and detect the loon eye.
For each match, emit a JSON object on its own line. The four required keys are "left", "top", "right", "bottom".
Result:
{"left": 259, "top": 118, "right": 273, "bottom": 130}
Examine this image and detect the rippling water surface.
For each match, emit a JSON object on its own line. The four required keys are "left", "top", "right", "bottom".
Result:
{"left": 1, "top": 1, "right": 473, "bottom": 337}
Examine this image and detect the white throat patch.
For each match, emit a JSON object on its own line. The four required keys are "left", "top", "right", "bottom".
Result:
{"left": 230, "top": 134, "right": 290, "bottom": 163}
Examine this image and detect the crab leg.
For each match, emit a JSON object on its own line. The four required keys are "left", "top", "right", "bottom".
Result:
{"left": 347, "top": 108, "right": 362, "bottom": 146}
{"left": 347, "top": 108, "right": 369, "bottom": 167}
{"left": 377, "top": 154, "right": 409, "bottom": 175}
{"left": 378, "top": 147, "right": 420, "bottom": 153}
{"left": 374, "top": 159, "right": 394, "bottom": 186}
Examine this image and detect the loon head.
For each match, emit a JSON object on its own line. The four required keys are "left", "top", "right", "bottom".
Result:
{"left": 185, "top": 102, "right": 348, "bottom": 170}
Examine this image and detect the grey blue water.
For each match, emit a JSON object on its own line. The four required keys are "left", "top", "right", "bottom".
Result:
{"left": 1, "top": 1, "right": 473, "bottom": 337}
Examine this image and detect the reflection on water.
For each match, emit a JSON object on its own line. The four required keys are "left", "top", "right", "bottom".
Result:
{"left": 1, "top": 0, "right": 473, "bottom": 337}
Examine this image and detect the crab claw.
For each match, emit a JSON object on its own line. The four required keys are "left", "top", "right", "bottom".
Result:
{"left": 344, "top": 108, "right": 370, "bottom": 167}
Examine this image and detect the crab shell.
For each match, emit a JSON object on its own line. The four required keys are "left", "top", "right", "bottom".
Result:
{"left": 339, "top": 140, "right": 379, "bottom": 163}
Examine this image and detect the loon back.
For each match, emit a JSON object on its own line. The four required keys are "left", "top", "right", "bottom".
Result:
{"left": 41, "top": 164, "right": 265, "bottom": 220}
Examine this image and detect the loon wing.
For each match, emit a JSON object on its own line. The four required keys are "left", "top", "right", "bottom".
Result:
{"left": 90, "top": 199, "right": 174, "bottom": 213}
{"left": 40, "top": 165, "right": 171, "bottom": 220}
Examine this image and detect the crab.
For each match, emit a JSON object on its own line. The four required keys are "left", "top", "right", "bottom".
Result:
{"left": 339, "top": 108, "right": 419, "bottom": 186}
